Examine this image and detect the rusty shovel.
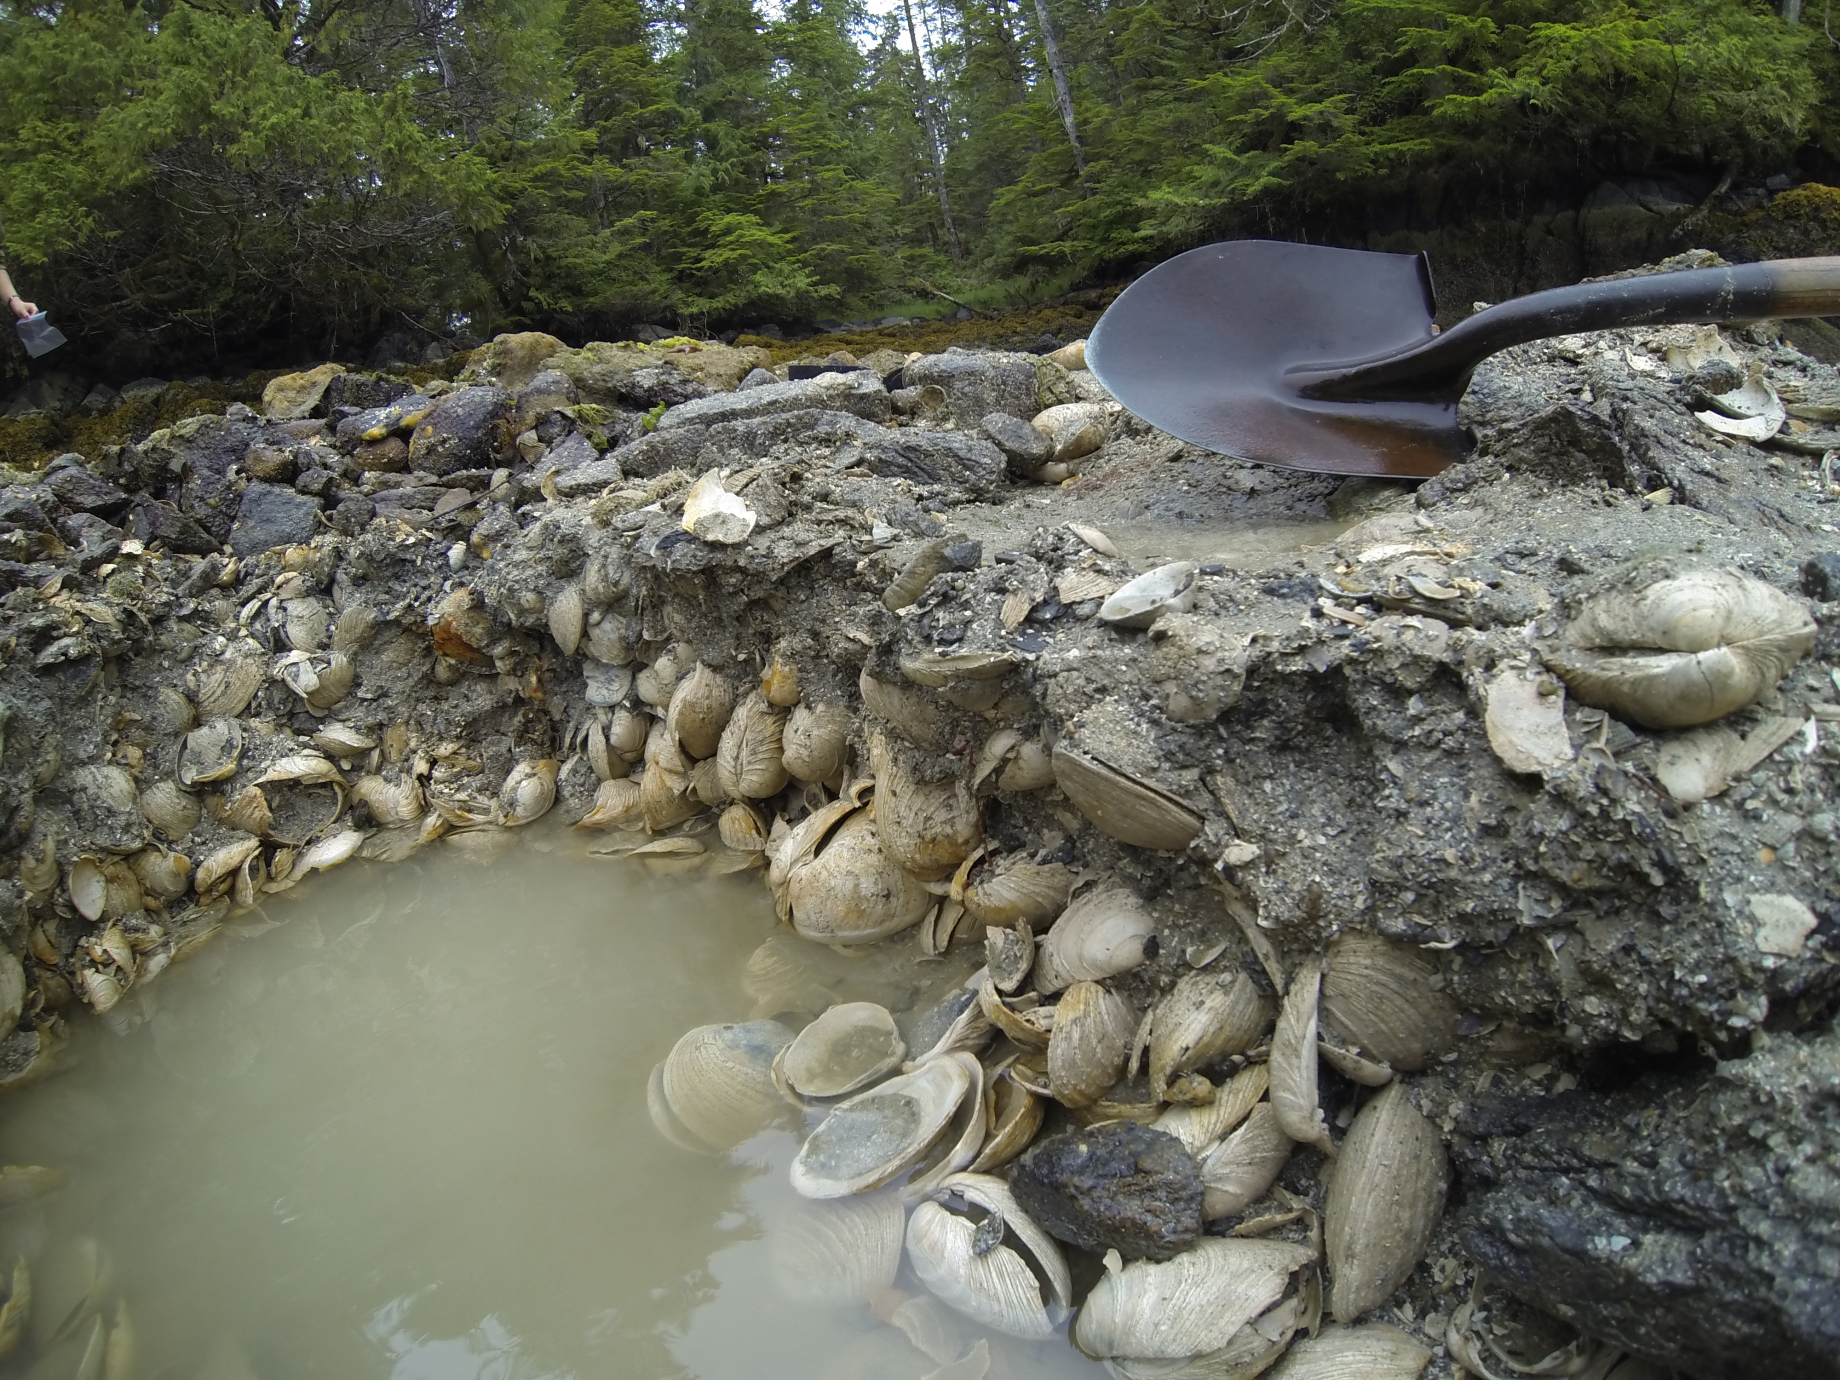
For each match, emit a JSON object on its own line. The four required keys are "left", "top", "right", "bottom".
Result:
{"left": 1086, "top": 239, "right": 1840, "bottom": 478}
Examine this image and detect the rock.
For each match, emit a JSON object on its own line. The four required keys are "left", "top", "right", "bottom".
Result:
{"left": 352, "top": 437, "right": 410, "bottom": 473}
{"left": 126, "top": 498, "right": 219, "bottom": 555}
{"left": 904, "top": 350, "right": 1038, "bottom": 427}
{"left": 41, "top": 461, "right": 128, "bottom": 516}
{"left": 5, "top": 371, "right": 89, "bottom": 420}
{"left": 1458, "top": 1023, "right": 1840, "bottom": 1380}
{"left": 57, "top": 512, "right": 122, "bottom": 569}
{"left": 737, "top": 367, "right": 779, "bottom": 391}
{"left": 334, "top": 395, "right": 436, "bottom": 452}
{"left": 262, "top": 363, "right": 347, "bottom": 420}
{"left": 1801, "top": 553, "right": 1840, "bottom": 601}
{"left": 458, "top": 331, "right": 567, "bottom": 390}
{"left": 325, "top": 374, "right": 412, "bottom": 414}
{"left": 78, "top": 383, "right": 120, "bottom": 416}
{"left": 293, "top": 467, "right": 340, "bottom": 498}
{"left": 613, "top": 427, "right": 710, "bottom": 479}
{"left": 655, "top": 370, "right": 890, "bottom": 431}
{"left": 241, "top": 445, "right": 298, "bottom": 484}
{"left": 850, "top": 427, "right": 1005, "bottom": 494}
{"left": 1009, "top": 1122, "right": 1204, "bottom": 1262}
{"left": 513, "top": 370, "right": 578, "bottom": 432}
{"left": 138, "top": 414, "right": 260, "bottom": 542}
{"left": 229, "top": 481, "right": 323, "bottom": 556}
{"left": 631, "top": 323, "right": 673, "bottom": 343}
{"left": 1474, "top": 402, "right": 1653, "bottom": 492}
{"left": 327, "top": 494, "right": 375, "bottom": 536}
{"left": 118, "top": 377, "right": 168, "bottom": 404}
{"left": 0, "top": 489, "right": 53, "bottom": 532}
{"left": 552, "top": 456, "right": 625, "bottom": 499}
{"left": 544, "top": 339, "right": 770, "bottom": 404}
{"left": 981, "top": 412, "right": 1053, "bottom": 477}
{"left": 406, "top": 388, "right": 513, "bottom": 476}
{"left": 528, "top": 431, "right": 598, "bottom": 485}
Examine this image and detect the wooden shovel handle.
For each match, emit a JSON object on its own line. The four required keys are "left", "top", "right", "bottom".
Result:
{"left": 1298, "top": 256, "right": 1840, "bottom": 403}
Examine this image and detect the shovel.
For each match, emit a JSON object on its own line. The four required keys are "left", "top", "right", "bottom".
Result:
{"left": 1085, "top": 239, "right": 1840, "bottom": 478}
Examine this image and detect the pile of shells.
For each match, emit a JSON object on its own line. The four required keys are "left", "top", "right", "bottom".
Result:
{"left": 0, "top": 1209, "right": 138, "bottom": 1380}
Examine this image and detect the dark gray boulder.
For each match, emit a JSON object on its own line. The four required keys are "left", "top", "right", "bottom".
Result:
{"left": 229, "top": 482, "right": 322, "bottom": 556}
{"left": 127, "top": 498, "right": 219, "bottom": 555}
{"left": 655, "top": 371, "right": 889, "bottom": 431}
{"left": 406, "top": 387, "right": 513, "bottom": 475}
{"left": 1009, "top": 1122, "right": 1203, "bottom": 1262}
{"left": 333, "top": 394, "right": 436, "bottom": 452}
{"left": 981, "top": 412, "right": 1053, "bottom": 477}
{"left": 42, "top": 459, "right": 129, "bottom": 516}
{"left": 904, "top": 349, "right": 1038, "bottom": 427}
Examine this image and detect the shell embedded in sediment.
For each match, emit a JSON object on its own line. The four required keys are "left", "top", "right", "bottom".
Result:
{"left": 583, "top": 551, "right": 630, "bottom": 607}
{"left": 1199, "top": 1102, "right": 1293, "bottom": 1221}
{"left": 128, "top": 847, "right": 192, "bottom": 902}
{"left": 312, "top": 723, "right": 377, "bottom": 759}
{"left": 661, "top": 1019, "right": 795, "bottom": 1152}
{"left": 716, "top": 692, "right": 789, "bottom": 801}
{"left": 953, "top": 853, "right": 1073, "bottom": 929}
{"left": 867, "top": 733, "right": 980, "bottom": 882}
{"left": 67, "top": 855, "right": 141, "bottom": 923}
{"left": 781, "top": 1002, "right": 906, "bottom": 1100}
{"left": 281, "top": 595, "right": 330, "bottom": 652}
{"left": 997, "top": 740, "right": 1055, "bottom": 793}
{"left": 584, "top": 663, "right": 634, "bottom": 711}
{"left": 1047, "top": 980, "right": 1134, "bottom": 1110}
{"left": 979, "top": 981, "right": 1056, "bottom": 1050}
{"left": 1270, "top": 963, "right": 1334, "bottom": 1155}
{"left": 905, "top": 1173, "right": 1072, "bottom": 1340}
{"left": 139, "top": 780, "right": 200, "bottom": 839}
{"left": 589, "top": 615, "right": 639, "bottom": 669}
{"left": 717, "top": 801, "right": 767, "bottom": 852}
{"left": 1265, "top": 1323, "right": 1431, "bottom": 1379}
{"left": 354, "top": 773, "right": 425, "bottom": 828}
{"left": 1148, "top": 969, "right": 1274, "bottom": 1102}
{"left": 761, "top": 654, "right": 801, "bottom": 708}
{"left": 495, "top": 759, "right": 558, "bottom": 827}
{"left": 770, "top": 1191, "right": 906, "bottom": 1307}
{"left": 255, "top": 753, "right": 345, "bottom": 787}
{"left": 607, "top": 706, "right": 650, "bottom": 763}
{"left": 859, "top": 670, "right": 953, "bottom": 751}
{"left": 640, "top": 758, "right": 702, "bottom": 832}
{"left": 1543, "top": 561, "right": 1816, "bottom": 729}
{"left": 331, "top": 603, "right": 377, "bottom": 653}
{"left": 550, "top": 583, "right": 585, "bottom": 656}
{"left": 782, "top": 794, "right": 935, "bottom": 946}
{"left": 985, "top": 924, "right": 1036, "bottom": 995}
{"left": 1157, "top": 1062, "right": 1270, "bottom": 1157}
{"left": 189, "top": 653, "right": 264, "bottom": 720}
{"left": 278, "top": 650, "right": 357, "bottom": 716}
{"left": 1320, "top": 934, "right": 1456, "bottom": 1074}
{"left": 1099, "top": 562, "right": 1200, "bottom": 631}
{"left": 153, "top": 685, "right": 196, "bottom": 736}
{"left": 791, "top": 1053, "right": 974, "bottom": 1198}
{"left": 969, "top": 1068, "right": 1045, "bottom": 1174}
{"left": 682, "top": 468, "right": 757, "bottom": 544}
{"left": 667, "top": 663, "right": 736, "bottom": 761}
{"left": 1051, "top": 746, "right": 1203, "bottom": 852}
{"left": 883, "top": 538, "right": 952, "bottom": 612}
{"left": 1033, "top": 887, "right": 1155, "bottom": 994}
{"left": 194, "top": 837, "right": 262, "bottom": 897}
{"left": 1325, "top": 1083, "right": 1447, "bottom": 1323}
{"left": 217, "top": 784, "right": 273, "bottom": 837}
{"left": 782, "top": 701, "right": 852, "bottom": 783}
{"left": 291, "top": 828, "right": 365, "bottom": 877}
{"left": 689, "top": 757, "right": 725, "bottom": 807}
{"left": 1074, "top": 1238, "right": 1318, "bottom": 1363}
{"left": 178, "top": 718, "right": 243, "bottom": 786}
{"left": 578, "top": 777, "right": 644, "bottom": 830}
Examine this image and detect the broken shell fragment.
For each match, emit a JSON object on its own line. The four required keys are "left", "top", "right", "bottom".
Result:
{"left": 1270, "top": 964, "right": 1335, "bottom": 1155}
{"left": 1199, "top": 1102, "right": 1293, "bottom": 1220}
{"left": 969, "top": 1070, "right": 1045, "bottom": 1173}
{"left": 906, "top": 1173, "right": 1071, "bottom": 1340}
{"left": 1320, "top": 934, "right": 1456, "bottom": 1074}
{"left": 661, "top": 1019, "right": 795, "bottom": 1152}
{"left": 1483, "top": 670, "right": 1573, "bottom": 775}
{"left": 128, "top": 847, "right": 193, "bottom": 902}
{"left": 311, "top": 723, "right": 377, "bottom": 759}
{"left": 791, "top": 1053, "right": 974, "bottom": 1198}
{"left": 177, "top": 718, "right": 243, "bottom": 786}
{"left": 217, "top": 783, "right": 273, "bottom": 837}
{"left": 1099, "top": 562, "right": 1200, "bottom": 631}
{"left": 1266, "top": 1323, "right": 1431, "bottom": 1380}
{"left": 1074, "top": 1237, "right": 1317, "bottom": 1363}
{"left": 997, "top": 740, "right": 1054, "bottom": 792}
{"left": 1157, "top": 1062, "right": 1270, "bottom": 1157}
{"left": 770, "top": 1191, "right": 906, "bottom": 1308}
{"left": 682, "top": 469, "right": 758, "bottom": 545}
{"left": 495, "top": 759, "right": 558, "bottom": 827}
{"left": 984, "top": 924, "right": 1035, "bottom": 995}
{"left": 640, "top": 759, "right": 701, "bottom": 833}
{"left": 859, "top": 670, "right": 954, "bottom": 751}
{"left": 781, "top": 1002, "right": 906, "bottom": 1100}
{"left": 195, "top": 838, "right": 263, "bottom": 896}
{"left": 67, "top": 856, "right": 141, "bottom": 923}
{"left": 761, "top": 654, "right": 801, "bottom": 708}
{"left": 1544, "top": 562, "right": 1815, "bottom": 729}
{"left": 667, "top": 663, "right": 737, "bottom": 761}
{"left": 1325, "top": 1083, "right": 1446, "bottom": 1323}
{"left": 1147, "top": 968, "right": 1274, "bottom": 1102}
{"left": 1033, "top": 887, "right": 1155, "bottom": 994}
{"left": 1047, "top": 980, "right": 1135, "bottom": 1110}
{"left": 716, "top": 801, "right": 768, "bottom": 852}
{"left": 884, "top": 538, "right": 952, "bottom": 612}
{"left": 716, "top": 692, "right": 789, "bottom": 801}
{"left": 1051, "top": 747, "right": 1203, "bottom": 852}
{"left": 782, "top": 701, "right": 851, "bottom": 783}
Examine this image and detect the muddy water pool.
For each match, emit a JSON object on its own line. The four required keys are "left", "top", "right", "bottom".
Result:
{"left": 0, "top": 837, "right": 1104, "bottom": 1380}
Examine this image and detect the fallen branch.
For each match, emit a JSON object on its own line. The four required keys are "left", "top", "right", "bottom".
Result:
{"left": 912, "top": 280, "right": 993, "bottom": 318}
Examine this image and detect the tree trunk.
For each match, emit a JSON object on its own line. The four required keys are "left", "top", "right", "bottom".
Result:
{"left": 1784, "top": 0, "right": 1804, "bottom": 22}
{"left": 1031, "top": 0, "right": 1085, "bottom": 173}
{"left": 902, "top": 0, "right": 964, "bottom": 259}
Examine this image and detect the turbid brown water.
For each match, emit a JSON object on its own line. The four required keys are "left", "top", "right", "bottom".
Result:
{"left": 0, "top": 836, "right": 1104, "bottom": 1380}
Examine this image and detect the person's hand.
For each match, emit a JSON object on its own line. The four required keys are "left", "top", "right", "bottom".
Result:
{"left": 7, "top": 297, "right": 37, "bottom": 320}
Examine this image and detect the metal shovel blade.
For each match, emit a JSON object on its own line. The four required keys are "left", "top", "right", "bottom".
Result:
{"left": 1087, "top": 240, "right": 1460, "bottom": 478}
{"left": 16, "top": 313, "right": 67, "bottom": 360}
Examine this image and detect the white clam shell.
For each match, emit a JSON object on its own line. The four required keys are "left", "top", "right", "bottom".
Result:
{"left": 1074, "top": 1238, "right": 1317, "bottom": 1362}
{"left": 1199, "top": 1102, "right": 1293, "bottom": 1220}
{"left": 791, "top": 1054, "right": 973, "bottom": 1198}
{"left": 782, "top": 701, "right": 851, "bottom": 783}
{"left": 1099, "top": 562, "right": 1199, "bottom": 631}
{"left": 906, "top": 1173, "right": 1071, "bottom": 1340}
{"left": 1325, "top": 1083, "right": 1446, "bottom": 1323}
{"left": 781, "top": 1002, "right": 906, "bottom": 1100}
{"left": 1033, "top": 887, "right": 1155, "bottom": 994}
{"left": 681, "top": 469, "right": 758, "bottom": 545}
{"left": 177, "top": 718, "right": 243, "bottom": 786}
{"left": 661, "top": 1020, "right": 794, "bottom": 1152}
{"left": 1265, "top": 1323, "right": 1431, "bottom": 1380}
{"left": 1047, "top": 980, "right": 1134, "bottom": 1110}
{"left": 1050, "top": 746, "right": 1202, "bottom": 852}
{"left": 770, "top": 1191, "right": 906, "bottom": 1307}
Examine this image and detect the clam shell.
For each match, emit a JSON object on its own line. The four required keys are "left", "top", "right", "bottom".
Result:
{"left": 217, "top": 784, "right": 273, "bottom": 837}
{"left": 189, "top": 654, "right": 264, "bottom": 720}
{"left": 589, "top": 616, "right": 639, "bottom": 669}
{"left": 743, "top": 935, "right": 841, "bottom": 1018}
{"left": 291, "top": 828, "right": 365, "bottom": 877}
{"left": 608, "top": 706, "right": 650, "bottom": 762}
{"left": 1148, "top": 969, "right": 1274, "bottom": 1102}
{"left": 1320, "top": 935, "right": 1455, "bottom": 1073}
{"left": 195, "top": 838, "right": 262, "bottom": 896}
{"left": 690, "top": 756, "right": 726, "bottom": 808}
{"left": 583, "top": 552, "right": 630, "bottom": 607}
{"left": 1265, "top": 1323, "right": 1431, "bottom": 1380}
{"left": 1325, "top": 1083, "right": 1446, "bottom": 1322}
{"left": 667, "top": 663, "right": 736, "bottom": 761}
{"left": 716, "top": 692, "right": 789, "bottom": 800}
{"left": 785, "top": 801, "right": 935, "bottom": 946}
{"left": 868, "top": 733, "right": 980, "bottom": 882}
{"left": 1047, "top": 980, "right": 1134, "bottom": 1110}
{"left": 791, "top": 1054, "right": 973, "bottom": 1197}
{"left": 68, "top": 856, "right": 136, "bottom": 923}
{"left": 717, "top": 801, "right": 767, "bottom": 851}
{"left": 139, "top": 780, "right": 200, "bottom": 839}
{"left": 550, "top": 583, "right": 585, "bottom": 656}
{"left": 1545, "top": 563, "right": 1815, "bottom": 729}
{"left": 782, "top": 701, "right": 852, "bottom": 783}
{"left": 312, "top": 724, "right": 377, "bottom": 758}
{"left": 997, "top": 741, "right": 1054, "bottom": 792}
{"left": 1051, "top": 747, "right": 1202, "bottom": 851}
{"left": 761, "top": 655, "right": 801, "bottom": 708}
{"left": 353, "top": 773, "right": 425, "bottom": 828}
{"left": 79, "top": 966, "right": 125, "bottom": 1013}
{"left": 1270, "top": 964, "right": 1334, "bottom": 1155}
{"left": 0, "top": 956, "right": 23, "bottom": 1034}
{"left": 1157, "top": 1063, "right": 1270, "bottom": 1157}
{"left": 1099, "top": 562, "right": 1199, "bottom": 631}
{"left": 1033, "top": 402, "right": 1110, "bottom": 462}
{"left": 906, "top": 1173, "right": 1071, "bottom": 1340}
{"left": 331, "top": 603, "right": 377, "bottom": 653}
{"left": 984, "top": 924, "right": 1035, "bottom": 995}
{"left": 281, "top": 596, "right": 330, "bottom": 652}
{"left": 1199, "top": 1103, "right": 1293, "bottom": 1220}
{"left": 969, "top": 1069, "right": 1045, "bottom": 1174}
{"left": 883, "top": 538, "right": 952, "bottom": 612}
{"left": 641, "top": 759, "right": 702, "bottom": 832}
{"left": 662, "top": 1019, "right": 794, "bottom": 1152}
{"left": 681, "top": 468, "right": 758, "bottom": 544}
{"left": 954, "top": 855, "right": 1073, "bottom": 929}
{"left": 585, "top": 662, "right": 634, "bottom": 709}
{"left": 578, "top": 777, "right": 644, "bottom": 830}
{"left": 33, "top": 1238, "right": 111, "bottom": 1353}
{"left": 902, "top": 1051, "right": 990, "bottom": 1198}
{"left": 255, "top": 753, "right": 344, "bottom": 787}
{"left": 782, "top": 1002, "right": 906, "bottom": 1099}
{"left": 496, "top": 759, "right": 558, "bottom": 826}
{"left": 978, "top": 981, "right": 1055, "bottom": 1050}
{"left": 860, "top": 670, "right": 953, "bottom": 751}
{"left": 771, "top": 1192, "right": 906, "bottom": 1307}
{"left": 178, "top": 718, "right": 244, "bottom": 786}
{"left": 1033, "top": 887, "right": 1155, "bottom": 994}
{"left": 1074, "top": 1238, "right": 1317, "bottom": 1362}
{"left": 153, "top": 686, "right": 196, "bottom": 735}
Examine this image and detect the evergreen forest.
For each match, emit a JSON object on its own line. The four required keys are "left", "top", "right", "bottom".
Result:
{"left": 0, "top": 0, "right": 1834, "bottom": 362}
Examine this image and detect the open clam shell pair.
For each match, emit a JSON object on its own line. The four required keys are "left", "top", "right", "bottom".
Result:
{"left": 790, "top": 1051, "right": 984, "bottom": 1199}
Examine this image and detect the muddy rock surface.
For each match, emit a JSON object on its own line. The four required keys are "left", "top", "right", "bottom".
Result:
{"left": 0, "top": 280, "right": 1838, "bottom": 1379}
